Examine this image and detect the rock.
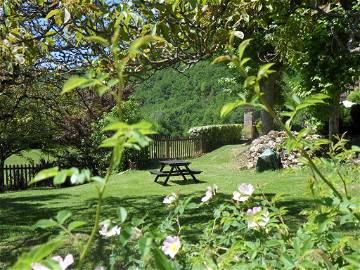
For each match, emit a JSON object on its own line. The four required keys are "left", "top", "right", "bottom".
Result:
{"left": 243, "top": 130, "right": 322, "bottom": 169}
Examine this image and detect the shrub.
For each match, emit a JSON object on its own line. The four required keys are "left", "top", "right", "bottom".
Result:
{"left": 347, "top": 87, "right": 360, "bottom": 104}
{"left": 189, "top": 124, "right": 243, "bottom": 152}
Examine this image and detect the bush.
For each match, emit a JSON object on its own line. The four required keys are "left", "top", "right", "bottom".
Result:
{"left": 347, "top": 87, "right": 360, "bottom": 104}
{"left": 189, "top": 124, "right": 243, "bottom": 152}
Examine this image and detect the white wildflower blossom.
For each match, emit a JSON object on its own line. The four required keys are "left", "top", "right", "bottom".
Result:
{"left": 201, "top": 184, "right": 218, "bottom": 202}
{"left": 246, "top": 206, "right": 270, "bottom": 229}
{"left": 99, "top": 220, "right": 121, "bottom": 237}
{"left": 3, "top": 39, "right": 11, "bottom": 47}
{"left": 232, "top": 183, "right": 254, "bottom": 202}
{"left": 14, "top": 54, "right": 25, "bottom": 65}
{"left": 31, "top": 254, "right": 74, "bottom": 270}
{"left": 161, "top": 236, "right": 181, "bottom": 259}
{"left": 52, "top": 254, "right": 74, "bottom": 270}
{"left": 31, "top": 263, "right": 50, "bottom": 270}
{"left": 163, "top": 192, "right": 177, "bottom": 204}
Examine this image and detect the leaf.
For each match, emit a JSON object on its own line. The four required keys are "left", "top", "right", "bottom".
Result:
{"left": 257, "top": 63, "right": 275, "bottom": 80}
{"left": 56, "top": 210, "right": 72, "bottom": 224}
{"left": 68, "top": 221, "right": 87, "bottom": 231}
{"left": 344, "top": 255, "right": 360, "bottom": 267}
{"left": 238, "top": 38, "right": 253, "bottom": 61}
{"left": 11, "top": 240, "right": 63, "bottom": 270}
{"left": 30, "top": 167, "right": 59, "bottom": 185}
{"left": 86, "top": 35, "right": 109, "bottom": 46}
{"left": 34, "top": 219, "right": 58, "bottom": 229}
{"left": 118, "top": 207, "right": 128, "bottom": 223}
{"left": 211, "top": 55, "right": 231, "bottom": 65}
{"left": 62, "top": 76, "right": 88, "bottom": 94}
{"left": 53, "top": 170, "right": 67, "bottom": 185}
{"left": 220, "top": 100, "right": 246, "bottom": 118}
{"left": 128, "top": 35, "right": 164, "bottom": 58}
{"left": 45, "top": 9, "right": 60, "bottom": 20}
{"left": 152, "top": 247, "right": 173, "bottom": 270}
{"left": 63, "top": 8, "right": 71, "bottom": 24}
{"left": 139, "top": 236, "right": 153, "bottom": 258}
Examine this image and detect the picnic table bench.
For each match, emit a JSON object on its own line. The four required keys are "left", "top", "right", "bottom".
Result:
{"left": 150, "top": 159, "right": 202, "bottom": 185}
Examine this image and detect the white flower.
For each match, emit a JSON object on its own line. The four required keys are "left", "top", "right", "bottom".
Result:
{"left": 99, "top": 220, "right": 121, "bottom": 238}
{"left": 14, "top": 54, "right": 25, "bottom": 64}
{"left": 201, "top": 184, "right": 218, "bottom": 202}
{"left": 161, "top": 236, "right": 181, "bottom": 259}
{"left": 342, "top": 100, "right": 356, "bottom": 108}
{"left": 232, "top": 183, "right": 254, "bottom": 202}
{"left": 31, "top": 263, "right": 50, "bottom": 270}
{"left": 52, "top": 254, "right": 74, "bottom": 270}
{"left": 3, "top": 39, "right": 11, "bottom": 47}
{"left": 246, "top": 206, "right": 270, "bottom": 229}
{"left": 31, "top": 254, "right": 74, "bottom": 270}
{"left": 163, "top": 192, "right": 177, "bottom": 204}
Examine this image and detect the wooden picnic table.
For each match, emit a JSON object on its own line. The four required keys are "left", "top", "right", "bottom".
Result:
{"left": 150, "top": 159, "right": 202, "bottom": 185}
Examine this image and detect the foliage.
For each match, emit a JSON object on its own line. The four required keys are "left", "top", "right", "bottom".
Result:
{"left": 134, "top": 60, "right": 244, "bottom": 136}
{"left": 4, "top": 1, "right": 360, "bottom": 269}
{"left": 189, "top": 124, "right": 243, "bottom": 152}
{"left": 347, "top": 88, "right": 360, "bottom": 104}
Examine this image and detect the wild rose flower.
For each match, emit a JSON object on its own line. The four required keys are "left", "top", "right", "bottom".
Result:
{"left": 15, "top": 54, "right": 25, "bottom": 65}
{"left": 232, "top": 183, "right": 254, "bottom": 202}
{"left": 163, "top": 192, "right": 177, "bottom": 204}
{"left": 31, "top": 254, "right": 74, "bottom": 270}
{"left": 52, "top": 254, "right": 74, "bottom": 270}
{"left": 246, "top": 206, "right": 270, "bottom": 229}
{"left": 99, "top": 220, "right": 121, "bottom": 237}
{"left": 161, "top": 236, "right": 181, "bottom": 259}
{"left": 31, "top": 263, "right": 50, "bottom": 270}
{"left": 201, "top": 184, "right": 218, "bottom": 202}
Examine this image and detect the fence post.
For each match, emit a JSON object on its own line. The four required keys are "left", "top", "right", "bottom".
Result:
{"left": 166, "top": 139, "right": 170, "bottom": 159}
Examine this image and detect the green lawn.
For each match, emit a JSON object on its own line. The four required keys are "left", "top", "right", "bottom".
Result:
{"left": 5, "top": 150, "right": 54, "bottom": 165}
{"left": 0, "top": 145, "right": 313, "bottom": 268}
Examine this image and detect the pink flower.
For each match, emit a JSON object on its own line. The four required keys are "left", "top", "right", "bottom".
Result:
{"left": 246, "top": 206, "right": 270, "bottom": 229}
{"left": 163, "top": 193, "right": 177, "bottom": 204}
{"left": 161, "top": 236, "right": 181, "bottom": 259}
{"left": 31, "top": 254, "right": 74, "bottom": 270}
{"left": 52, "top": 254, "right": 74, "bottom": 270}
{"left": 233, "top": 183, "right": 254, "bottom": 202}
{"left": 99, "top": 220, "right": 121, "bottom": 238}
{"left": 201, "top": 184, "right": 218, "bottom": 202}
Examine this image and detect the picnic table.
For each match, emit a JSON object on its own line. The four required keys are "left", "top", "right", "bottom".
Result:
{"left": 150, "top": 159, "right": 202, "bottom": 185}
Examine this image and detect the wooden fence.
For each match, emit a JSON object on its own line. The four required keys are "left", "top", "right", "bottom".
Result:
{"left": 0, "top": 163, "right": 51, "bottom": 192}
{"left": 149, "top": 136, "right": 203, "bottom": 160}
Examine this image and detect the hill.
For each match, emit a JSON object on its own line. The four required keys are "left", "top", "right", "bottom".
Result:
{"left": 134, "top": 60, "right": 245, "bottom": 136}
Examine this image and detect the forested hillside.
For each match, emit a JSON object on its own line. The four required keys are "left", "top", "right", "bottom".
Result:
{"left": 134, "top": 60, "right": 245, "bottom": 136}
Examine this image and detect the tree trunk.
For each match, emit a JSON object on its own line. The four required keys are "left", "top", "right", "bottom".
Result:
{"left": 0, "top": 158, "right": 4, "bottom": 191}
{"left": 243, "top": 105, "right": 256, "bottom": 139}
{"left": 329, "top": 94, "right": 341, "bottom": 139}
{"left": 261, "top": 72, "right": 279, "bottom": 135}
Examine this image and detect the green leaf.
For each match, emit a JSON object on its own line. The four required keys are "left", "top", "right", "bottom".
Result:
{"left": 86, "top": 35, "right": 109, "bottom": 46}
{"left": 344, "top": 255, "right": 360, "bottom": 267}
{"left": 53, "top": 170, "right": 67, "bottom": 185}
{"left": 63, "top": 8, "right": 71, "bottom": 24}
{"left": 139, "top": 236, "right": 153, "bottom": 258}
{"left": 34, "top": 219, "right": 58, "bottom": 229}
{"left": 238, "top": 38, "right": 253, "bottom": 61}
{"left": 68, "top": 221, "right": 87, "bottom": 231}
{"left": 118, "top": 207, "right": 128, "bottom": 223}
{"left": 257, "top": 63, "right": 275, "bottom": 80}
{"left": 220, "top": 100, "right": 246, "bottom": 118}
{"left": 30, "top": 167, "right": 59, "bottom": 185}
{"left": 128, "top": 35, "right": 164, "bottom": 58}
{"left": 62, "top": 76, "right": 88, "bottom": 94}
{"left": 45, "top": 9, "right": 60, "bottom": 20}
{"left": 153, "top": 247, "right": 173, "bottom": 270}
{"left": 11, "top": 240, "right": 63, "bottom": 270}
{"left": 56, "top": 210, "right": 72, "bottom": 225}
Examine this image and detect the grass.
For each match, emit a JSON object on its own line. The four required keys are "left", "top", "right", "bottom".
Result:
{"left": 5, "top": 150, "right": 54, "bottom": 165}
{"left": 0, "top": 144, "right": 315, "bottom": 268}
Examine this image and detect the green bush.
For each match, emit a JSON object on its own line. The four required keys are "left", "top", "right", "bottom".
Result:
{"left": 189, "top": 124, "right": 243, "bottom": 152}
{"left": 347, "top": 87, "right": 360, "bottom": 104}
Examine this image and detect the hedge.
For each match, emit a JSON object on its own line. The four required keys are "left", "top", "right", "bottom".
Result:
{"left": 188, "top": 124, "right": 243, "bottom": 152}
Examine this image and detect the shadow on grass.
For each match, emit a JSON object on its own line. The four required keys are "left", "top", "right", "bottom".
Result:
{"left": 0, "top": 191, "right": 316, "bottom": 268}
